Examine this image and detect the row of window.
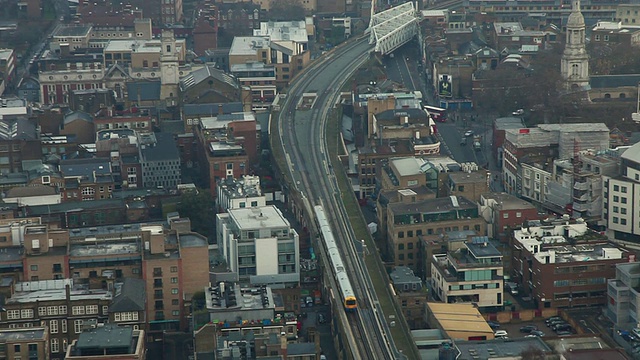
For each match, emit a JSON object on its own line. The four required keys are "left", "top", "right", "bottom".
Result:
{"left": 397, "top": 225, "right": 481, "bottom": 238}
{"left": 553, "top": 277, "right": 606, "bottom": 287}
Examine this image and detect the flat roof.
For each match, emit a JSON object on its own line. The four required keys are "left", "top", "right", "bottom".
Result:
{"left": 456, "top": 337, "right": 552, "bottom": 360}
{"left": 228, "top": 205, "right": 290, "bottom": 230}
{"left": 389, "top": 196, "right": 476, "bottom": 215}
{"left": 481, "top": 192, "right": 537, "bottom": 210}
{"left": 229, "top": 36, "right": 269, "bottom": 56}
{"left": 76, "top": 324, "right": 134, "bottom": 350}
{"left": 0, "top": 328, "right": 46, "bottom": 342}
{"left": 8, "top": 287, "right": 112, "bottom": 304}
{"left": 448, "top": 171, "right": 487, "bottom": 184}
{"left": 69, "top": 242, "right": 140, "bottom": 257}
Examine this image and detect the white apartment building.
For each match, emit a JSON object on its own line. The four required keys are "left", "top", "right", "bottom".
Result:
{"left": 216, "top": 206, "right": 299, "bottom": 288}
{"left": 216, "top": 175, "right": 266, "bottom": 212}
{"left": 603, "top": 141, "right": 640, "bottom": 242}
{"left": 431, "top": 237, "right": 504, "bottom": 308}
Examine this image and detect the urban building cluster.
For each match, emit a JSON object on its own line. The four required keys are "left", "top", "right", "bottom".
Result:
{"left": 3, "top": 0, "right": 640, "bottom": 358}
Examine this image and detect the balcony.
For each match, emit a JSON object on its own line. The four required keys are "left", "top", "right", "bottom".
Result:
{"left": 154, "top": 301, "right": 164, "bottom": 310}
{"left": 153, "top": 280, "right": 163, "bottom": 288}
{"left": 574, "top": 181, "right": 589, "bottom": 191}
{"left": 153, "top": 269, "right": 163, "bottom": 277}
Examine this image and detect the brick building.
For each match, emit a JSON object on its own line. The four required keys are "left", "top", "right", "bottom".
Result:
{"left": 390, "top": 266, "right": 427, "bottom": 329}
{"left": 512, "top": 219, "right": 627, "bottom": 309}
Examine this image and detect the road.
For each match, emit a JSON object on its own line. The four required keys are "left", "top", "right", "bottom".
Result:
{"left": 277, "top": 37, "right": 399, "bottom": 359}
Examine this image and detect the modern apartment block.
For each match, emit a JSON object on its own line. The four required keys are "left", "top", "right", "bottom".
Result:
{"left": 217, "top": 206, "right": 300, "bottom": 288}
{"left": 606, "top": 262, "right": 640, "bottom": 329}
{"left": 385, "top": 195, "right": 486, "bottom": 272}
{"left": 511, "top": 218, "right": 628, "bottom": 309}
{"left": 603, "top": 141, "right": 640, "bottom": 242}
{"left": 431, "top": 237, "right": 503, "bottom": 308}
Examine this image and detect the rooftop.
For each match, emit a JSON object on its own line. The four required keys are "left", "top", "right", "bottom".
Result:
{"left": 229, "top": 206, "right": 290, "bottom": 230}
{"left": 621, "top": 140, "right": 640, "bottom": 165}
{"left": 8, "top": 279, "right": 112, "bottom": 304}
{"left": 110, "top": 278, "right": 145, "bottom": 312}
{"left": 455, "top": 337, "right": 552, "bottom": 360}
{"left": 494, "top": 116, "right": 525, "bottom": 130}
{"left": 390, "top": 266, "right": 422, "bottom": 287}
{"left": 60, "top": 158, "right": 111, "bottom": 178}
{"left": 140, "top": 132, "right": 180, "bottom": 163}
{"left": 230, "top": 62, "right": 276, "bottom": 73}
{"left": 69, "top": 242, "right": 140, "bottom": 258}
{"left": 390, "top": 156, "right": 461, "bottom": 177}
{"left": 179, "top": 233, "right": 208, "bottom": 248}
{"left": 180, "top": 64, "right": 238, "bottom": 92}
{"left": 218, "top": 175, "right": 262, "bottom": 199}
{"left": 255, "top": 20, "right": 308, "bottom": 43}
{"left": 481, "top": 192, "right": 537, "bottom": 211}
{"left": 0, "top": 247, "right": 25, "bottom": 262}
{"left": 68, "top": 223, "right": 143, "bottom": 238}
{"left": 0, "top": 118, "right": 37, "bottom": 141}
{"left": 53, "top": 25, "right": 92, "bottom": 38}
{"left": 0, "top": 328, "right": 46, "bottom": 342}
{"left": 427, "top": 302, "right": 494, "bottom": 337}
{"left": 183, "top": 102, "right": 244, "bottom": 116}
{"left": 448, "top": 170, "right": 487, "bottom": 184}
{"left": 205, "top": 282, "right": 275, "bottom": 311}
{"left": 200, "top": 112, "right": 256, "bottom": 130}
{"left": 75, "top": 324, "right": 134, "bottom": 351}
{"left": 229, "top": 36, "right": 269, "bottom": 56}
{"left": 389, "top": 195, "right": 477, "bottom": 215}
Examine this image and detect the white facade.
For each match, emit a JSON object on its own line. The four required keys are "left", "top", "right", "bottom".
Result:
{"left": 602, "top": 142, "right": 640, "bottom": 241}
{"left": 520, "top": 163, "right": 551, "bottom": 203}
{"left": 3, "top": 194, "right": 61, "bottom": 206}
{"left": 216, "top": 175, "right": 266, "bottom": 211}
{"left": 216, "top": 206, "right": 299, "bottom": 288}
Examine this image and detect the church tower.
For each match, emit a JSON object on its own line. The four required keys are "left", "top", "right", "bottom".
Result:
{"left": 561, "top": 0, "right": 590, "bottom": 91}
{"left": 160, "top": 29, "right": 179, "bottom": 101}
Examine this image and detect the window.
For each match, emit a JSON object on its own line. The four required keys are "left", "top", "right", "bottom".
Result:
{"left": 102, "top": 306, "right": 109, "bottom": 314}
{"left": 614, "top": 185, "right": 620, "bottom": 191}
{"left": 622, "top": 218, "right": 627, "bottom": 225}
{"left": 172, "top": 310, "right": 180, "bottom": 316}
{"left": 171, "top": 277, "right": 178, "bottom": 283}
{"left": 38, "top": 307, "right": 46, "bottom": 316}
{"left": 170, "top": 266, "right": 178, "bottom": 273}
{"left": 72, "top": 306, "right": 85, "bottom": 315}
{"left": 613, "top": 195, "right": 619, "bottom": 202}
{"left": 74, "top": 319, "right": 83, "bottom": 334}
{"left": 59, "top": 306, "right": 67, "bottom": 315}
{"left": 622, "top": 197, "right": 628, "bottom": 204}
{"left": 14, "top": 344, "right": 20, "bottom": 353}
{"left": 503, "top": 213, "right": 509, "bottom": 219}
{"left": 86, "top": 305, "right": 98, "bottom": 315}
{"left": 81, "top": 187, "right": 95, "bottom": 196}
{"left": 516, "top": 212, "right": 522, "bottom": 218}
{"left": 171, "top": 288, "right": 178, "bottom": 294}
{"left": 50, "top": 320, "right": 58, "bottom": 333}
{"left": 61, "top": 319, "right": 67, "bottom": 333}
{"left": 7, "top": 310, "right": 19, "bottom": 319}
{"left": 172, "top": 299, "right": 179, "bottom": 305}
{"left": 47, "top": 306, "right": 58, "bottom": 316}
{"left": 21, "top": 309, "right": 33, "bottom": 318}
{"left": 613, "top": 217, "right": 619, "bottom": 224}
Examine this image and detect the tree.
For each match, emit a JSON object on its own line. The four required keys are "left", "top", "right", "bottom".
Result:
{"left": 176, "top": 189, "right": 215, "bottom": 237}
{"left": 268, "top": 0, "right": 306, "bottom": 21}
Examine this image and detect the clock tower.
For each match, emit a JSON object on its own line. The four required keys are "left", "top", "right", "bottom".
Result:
{"left": 160, "top": 29, "right": 179, "bottom": 101}
{"left": 561, "top": 0, "right": 590, "bottom": 91}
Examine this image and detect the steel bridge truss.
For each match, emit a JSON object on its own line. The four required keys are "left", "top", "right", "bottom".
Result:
{"left": 368, "top": 2, "right": 419, "bottom": 55}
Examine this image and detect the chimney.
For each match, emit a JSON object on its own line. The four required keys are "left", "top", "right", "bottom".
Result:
{"left": 280, "top": 332, "right": 287, "bottom": 357}
{"left": 218, "top": 104, "right": 224, "bottom": 115}
{"left": 65, "top": 284, "right": 71, "bottom": 302}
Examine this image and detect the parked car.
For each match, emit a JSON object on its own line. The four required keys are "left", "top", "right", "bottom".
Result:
{"left": 545, "top": 316, "right": 562, "bottom": 324}
{"left": 556, "top": 330, "right": 573, "bottom": 336}
{"left": 530, "top": 330, "right": 545, "bottom": 337}
{"left": 553, "top": 324, "right": 573, "bottom": 332}
{"left": 464, "top": 130, "right": 474, "bottom": 137}
{"left": 512, "top": 109, "right": 525, "bottom": 116}
{"left": 547, "top": 319, "right": 567, "bottom": 328}
{"left": 520, "top": 325, "right": 538, "bottom": 333}
{"left": 494, "top": 330, "right": 508, "bottom": 337}
{"left": 460, "top": 137, "right": 467, "bottom": 145}
{"left": 487, "top": 321, "right": 500, "bottom": 329}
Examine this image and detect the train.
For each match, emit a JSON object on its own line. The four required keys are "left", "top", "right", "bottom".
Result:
{"left": 313, "top": 205, "right": 358, "bottom": 311}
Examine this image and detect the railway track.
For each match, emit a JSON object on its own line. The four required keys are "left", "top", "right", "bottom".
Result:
{"left": 278, "top": 37, "right": 395, "bottom": 359}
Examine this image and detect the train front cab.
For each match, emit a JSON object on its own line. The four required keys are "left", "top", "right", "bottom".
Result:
{"left": 344, "top": 296, "right": 357, "bottom": 312}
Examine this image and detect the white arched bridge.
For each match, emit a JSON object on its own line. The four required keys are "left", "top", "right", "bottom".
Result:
{"left": 368, "top": 2, "right": 419, "bottom": 55}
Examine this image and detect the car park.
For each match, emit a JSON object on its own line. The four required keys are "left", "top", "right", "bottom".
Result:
{"left": 494, "top": 330, "right": 508, "bottom": 337}
{"left": 520, "top": 325, "right": 538, "bottom": 333}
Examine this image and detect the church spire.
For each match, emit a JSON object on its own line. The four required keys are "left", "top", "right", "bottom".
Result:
{"left": 561, "top": 0, "right": 589, "bottom": 91}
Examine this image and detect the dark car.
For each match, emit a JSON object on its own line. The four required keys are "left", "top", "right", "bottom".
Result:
{"left": 545, "top": 316, "right": 563, "bottom": 325}
{"left": 520, "top": 325, "right": 538, "bottom": 333}
{"left": 547, "top": 319, "right": 567, "bottom": 328}
{"left": 530, "top": 330, "right": 545, "bottom": 337}
{"left": 487, "top": 321, "right": 500, "bottom": 329}
{"left": 318, "top": 313, "right": 326, "bottom": 324}
{"left": 556, "top": 330, "right": 573, "bottom": 336}
{"left": 553, "top": 324, "right": 573, "bottom": 332}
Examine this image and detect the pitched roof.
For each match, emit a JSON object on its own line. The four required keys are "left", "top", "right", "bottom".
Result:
{"left": 63, "top": 111, "right": 93, "bottom": 125}
{"left": 590, "top": 74, "right": 640, "bottom": 89}
{"left": 179, "top": 65, "right": 238, "bottom": 92}
{"left": 109, "top": 278, "right": 146, "bottom": 313}
{"left": 0, "top": 118, "right": 37, "bottom": 141}
{"left": 182, "top": 102, "right": 244, "bottom": 116}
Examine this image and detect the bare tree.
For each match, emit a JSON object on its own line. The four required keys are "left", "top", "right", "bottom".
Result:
{"left": 268, "top": 0, "right": 306, "bottom": 21}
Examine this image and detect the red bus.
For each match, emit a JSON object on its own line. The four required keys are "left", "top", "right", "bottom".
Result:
{"left": 424, "top": 105, "right": 447, "bottom": 122}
